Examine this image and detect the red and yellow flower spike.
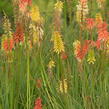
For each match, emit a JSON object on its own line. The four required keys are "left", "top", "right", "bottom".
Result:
{"left": 76, "top": 0, "right": 89, "bottom": 23}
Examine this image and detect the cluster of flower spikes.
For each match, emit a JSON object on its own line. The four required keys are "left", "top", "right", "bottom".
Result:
{"left": 73, "top": 14, "right": 109, "bottom": 63}
{"left": 34, "top": 97, "right": 42, "bottom": 109}
{"left": 1, "top": 14, "right": 14, "bottom": 53}
{"left": 28, "top": 5, "right": 44, "bottom": 48}
{"left": 18, "top": 0, "right": 32, "bottom": 13}
{"left": 52, "top": 1, "right": 65, "bottom": 55}
{"left": 73, "top": 39, "right": 99, "bottom": 64}
{"left": 94, "top": 13, "right": 109, "bottom": 43}
{"left": 76, "top": 0, "right": 89, "bottom": 23}
{"left": 13, "top": 22, "right": 24, "bottom": 44}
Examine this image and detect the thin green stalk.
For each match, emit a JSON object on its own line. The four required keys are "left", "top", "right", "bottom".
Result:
{"left": 27, "top": 50, "right": 30, "bottom": 109}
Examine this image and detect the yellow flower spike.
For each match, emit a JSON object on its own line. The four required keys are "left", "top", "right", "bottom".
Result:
{"left": 76, "top": 11, "right": 81, "bottom": 23}
{"left": 33, "top": 32, "right": 39, "bottom": 44}
{"left": 48, "top": 60, "right": 55, "bottom": 69}
{"left": 3, "top": 13, "right": 13, "bottom": 37}
{"left": 63, "top": 79, "right": 68, "bottom": 93}
{"left": 30, "top": 5, "right": 41, "bottom": 22}
{"left": 87, "top": 49, "right": 96, "bottom": 64}
{"left": 106, "top": 40, "right": 109, "bottom": 53}
{"left": 73, "top": 40, "right": 81, "bottom": 57}
{"left": 54, "top": 1, "right": 63, "bottom": 12}
{"left": 52, "top": 31, "right": 65, "bottom": 54}
{"left": 59, "top": 79, "right": 68, "bottom": 94}
{"left": 29, "top": 23, "right": 44, "bottom": 47}
{"left": 29, "top": 23, "right": 38, "bottom": 45}
{"left": 59, "top": 80, "right": 64, "bottom": 93}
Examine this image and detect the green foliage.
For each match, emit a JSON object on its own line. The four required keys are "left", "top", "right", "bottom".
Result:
{"left": 0, "top": 0, "right": 13, "bottom": 16}
{"left": 0, "top": 0, "right": 109, "bottom": 109}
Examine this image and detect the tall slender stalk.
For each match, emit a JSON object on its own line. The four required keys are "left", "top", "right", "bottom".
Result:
{"left": 27, "top": 49, "right": 30, "bottom": 109}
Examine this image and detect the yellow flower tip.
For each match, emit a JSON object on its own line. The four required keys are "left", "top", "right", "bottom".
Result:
{"left": 59, "top": 79, "right": 68, "bottom": 94}
{"left": 87, "top": 49, "right": 96, "bottom": 64}
{"left": 30, "top": 5, "right": 42, "bottom": 22}
{"left": 54, "top": 1, "right": 63, "bottom": 12}
{"left": 73, "top": 40, "right": 80, "bottom": 47}
{"left": 105, "top": 40, "right": 109, "bottom": 53}
{"left": 52, "top": 31, "right": 65, "bottom": 54}
{"left": 48, "top": 60, "right": 55, "bottom": 69}
{"left": 87, "top": 58, "right": 96, "bottom": 64}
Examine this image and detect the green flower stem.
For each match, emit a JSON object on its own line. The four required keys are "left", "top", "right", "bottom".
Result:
{"left": 27, "top": 49, "right": 30, "bottom": 109}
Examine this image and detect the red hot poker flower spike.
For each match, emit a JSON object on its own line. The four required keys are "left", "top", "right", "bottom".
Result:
{"left": 19, "top": 0, "right": 32, "bottom": 13}
{"left": 34, "top": 97, "right": 42, "bottom": 109}
{"left": 3, "top": 38, "right": 14, "bottom": 52}
{"left": 97, "top": 22, "right": 109, "bottom": 41}
{"left": 76, "top": 40, "right": 89, "bottom": 61}
{"left": 14, "top": 23, "right": 24, "bottom": 44}
{"left": 86, "top": 18, "right": 95, "bottom": 30}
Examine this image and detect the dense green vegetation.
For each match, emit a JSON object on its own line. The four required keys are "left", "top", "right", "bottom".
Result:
{"left": 0, "top": 0, "right": 109, "bottom": 109}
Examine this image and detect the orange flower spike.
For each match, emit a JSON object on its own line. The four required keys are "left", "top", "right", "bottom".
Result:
{"left": 19, "top": 0, "right": 32, "bottom": 13}
{"left": 97, "top": 22, "right": 109, "bottom": 41}
{"left": 86, "top": 18, "right": 95, "bottom": 30}
{"left": 97, "top": 22, "right": 108, "bottom": 31}
{"left": 9, "top": 38, "right": 14, "bottom": 51}
{"left": 34, "top": 97, "right": 42, "bottom": 109}
{"left": 3, "top": 38, "right": 14, "bottom": 52}
{"left": 73, "top": 40, "right": 89, "bottom": 61}
{"left": 14, "top": 23, "right": 24, "bottom": 44}
{"left": 95, "top": 40, "right": 101, "bottom": 49}
{"left": 77, "top": 41, "right": 89, "bottom": 61}
{"left": 80, "top": 0, "right": 87, "bottom": 4}
{"left": 3, "top": 39, "right": 8, "bottom": 52}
